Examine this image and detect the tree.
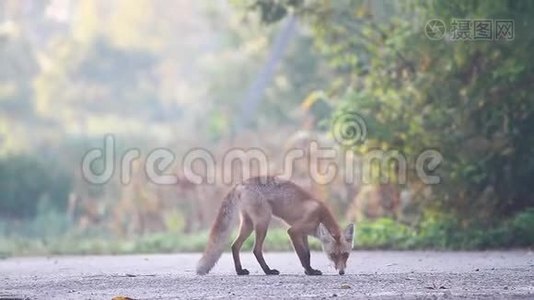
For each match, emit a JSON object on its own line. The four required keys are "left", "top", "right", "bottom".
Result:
{"left": 247, "top": 0, "right": 534, "bottom": 221}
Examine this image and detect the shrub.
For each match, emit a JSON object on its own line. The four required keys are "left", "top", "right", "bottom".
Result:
{"left": 0, "top": 155, "right": 71, "bottom": 219}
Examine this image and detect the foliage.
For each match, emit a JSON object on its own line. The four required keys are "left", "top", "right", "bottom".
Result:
{"left": 0, "top": 155, "right": 71, "bottom": 219}
{"left": 248, "top": 0, "right": 534, "bottom": 220}
{"left": 355, "top": 209, "right": 534, "bottom": 250}
{"left": 355, "top": 218, "right": 413, "bottom": 248}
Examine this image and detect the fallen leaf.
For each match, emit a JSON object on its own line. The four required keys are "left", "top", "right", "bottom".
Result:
{"left": 112, "top": 296, "right": 136, "bottom": 300}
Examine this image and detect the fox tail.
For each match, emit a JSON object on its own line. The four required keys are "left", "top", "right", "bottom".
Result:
{"left": 196, "top": 186, "right": 239, "bottom": 275}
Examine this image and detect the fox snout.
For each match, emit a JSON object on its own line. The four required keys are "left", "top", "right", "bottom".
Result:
{"left": 334, "top": 260, "right": 347, "bottom": 275}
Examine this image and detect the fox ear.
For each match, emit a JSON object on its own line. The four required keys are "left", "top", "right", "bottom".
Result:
{"left": 317, "top": 223, "right": 334, "bottom": 243}
{"left": 344, "top": 224, "right": 355, "bottom": 245}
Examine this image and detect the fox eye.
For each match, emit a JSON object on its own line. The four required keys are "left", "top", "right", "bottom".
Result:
{"left": 341, "top": 252, "right": 349, "bottom": 260}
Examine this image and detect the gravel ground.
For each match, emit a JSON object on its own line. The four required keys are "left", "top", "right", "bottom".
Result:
{"left": 1, "top": 251, "right": 533, "bottom": 299}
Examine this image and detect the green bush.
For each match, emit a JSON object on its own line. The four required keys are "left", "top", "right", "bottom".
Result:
{"left": 0, "top": 155, "right": 71, "bottom": 219}
{"left": 510, "top": 208, "right": 534, "bottom": 245}
{"left": 355, "top": 209, "right": 534, "bottom": 250}
{"left": 355, "top": 218, "right": 413, "bottom": 249}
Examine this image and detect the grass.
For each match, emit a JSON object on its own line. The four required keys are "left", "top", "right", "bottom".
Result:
{"left": 1, "top": 208, "right": 532, "bottom": 257}
{"left": 0, "top": 228, "right": 309, "bottom": 257}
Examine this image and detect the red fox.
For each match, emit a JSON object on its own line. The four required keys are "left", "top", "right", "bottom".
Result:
{"left": 196, "top": 176, "right": 354, "bottom": 276}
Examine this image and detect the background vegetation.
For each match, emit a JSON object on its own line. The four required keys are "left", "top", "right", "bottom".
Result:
{"left": 0, "top": 0, "right": 532, "bottom": 256}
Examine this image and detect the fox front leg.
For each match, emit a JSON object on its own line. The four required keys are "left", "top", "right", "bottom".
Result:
{"left": 288, "top": 227, "right": 322, "bottom": 275}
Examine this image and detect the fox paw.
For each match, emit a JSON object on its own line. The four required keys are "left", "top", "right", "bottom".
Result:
{"left": 236, "top": 269, "right": 250, "bottom": 275}
{"left": 305, "top": 269, "right": 322, "bottom": 276}
{"left": 265, "top": 269, "right": 280, "bottom": 275}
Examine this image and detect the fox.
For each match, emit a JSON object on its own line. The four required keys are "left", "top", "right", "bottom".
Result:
{"left": 196, "top": 176, "right": 355, "bottom": 276}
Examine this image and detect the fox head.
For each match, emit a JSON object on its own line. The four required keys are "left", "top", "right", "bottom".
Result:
{"left": 317, "top": 223, "right": 355, "bottom": 275}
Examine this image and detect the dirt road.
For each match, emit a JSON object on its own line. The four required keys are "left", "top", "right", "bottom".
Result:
{"left": 1, "top": 251, "right": 533, "bottom": 299}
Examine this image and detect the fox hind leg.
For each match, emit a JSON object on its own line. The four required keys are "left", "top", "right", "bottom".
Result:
{"left": 232, "top": 213, "right": 253, "bottom": 275}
